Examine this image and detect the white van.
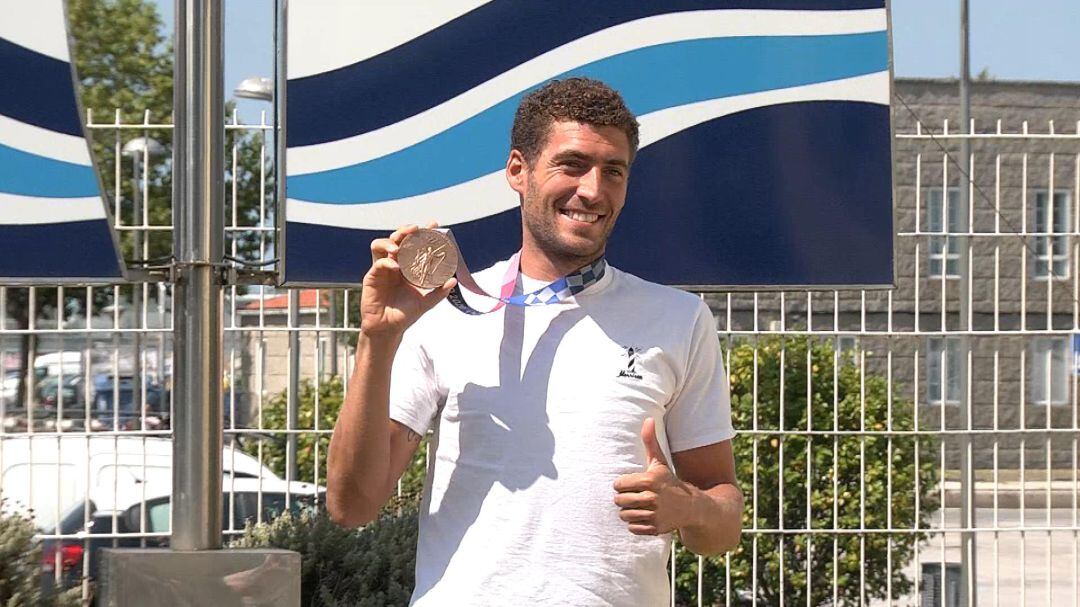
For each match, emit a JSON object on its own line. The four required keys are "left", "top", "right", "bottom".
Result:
{"left": 33, "top": 351, "right": 92, "bottom": 379}
{"left": 0, "top": 435, "right": 280, "bottom": 531}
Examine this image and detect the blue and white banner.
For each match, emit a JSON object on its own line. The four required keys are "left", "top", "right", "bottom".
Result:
{"left": 0, "top": 0, "right": 123, "bottom": 281}
{"left": 284, "top": 0, "right": 893, "bottom": 287}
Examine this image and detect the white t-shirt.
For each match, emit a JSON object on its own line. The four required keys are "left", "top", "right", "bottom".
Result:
{"left": 389, "top": 260, "right": 735, "bottom": 606}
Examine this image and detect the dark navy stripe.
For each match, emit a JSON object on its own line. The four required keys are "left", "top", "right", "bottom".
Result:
{"left": 0, "top": 36, "right": 82, "bottom": 137}
{"left": 287, "top": 0, "right": 885, "bottom": 146}
{"left": 0, "top": 220, "right": 122, "bottom": 279}
{"left": 284, "top": 210, "right": 523, "bottom": 285}
{"left": 285, "top": 101, "right": 891, "bottom": 287}
{"left": 609, "top": 100, "right": 893, "bottom": 286}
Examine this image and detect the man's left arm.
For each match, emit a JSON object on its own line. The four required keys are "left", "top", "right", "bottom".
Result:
{"left": 613, "top": 418, "right": 743, "bottom": 556}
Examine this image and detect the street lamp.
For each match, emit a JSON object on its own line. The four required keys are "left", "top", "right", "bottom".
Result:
{"left": 122, "top": 137, "right": 164, "bottom": 427}
{"left": 233, "top": 76, "right": 273, "bottom": 102}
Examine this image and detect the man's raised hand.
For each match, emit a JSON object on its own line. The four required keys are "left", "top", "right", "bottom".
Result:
{"left": 613, "top": 417, "right": 694, "bottom": 536}
{"left": 361, "top": 223, "right": 456, "bottom": 339}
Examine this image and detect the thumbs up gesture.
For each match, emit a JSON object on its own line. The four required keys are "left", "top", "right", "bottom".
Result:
{"left": 612, "top": 417, "right": 693, "bottom": 536}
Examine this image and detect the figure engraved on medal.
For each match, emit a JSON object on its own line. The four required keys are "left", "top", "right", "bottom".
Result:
{"left": 398, "top": 229, "right": 459, "bottom": 289}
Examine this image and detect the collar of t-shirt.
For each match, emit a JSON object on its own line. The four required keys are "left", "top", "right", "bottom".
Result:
{"left": 516, "top": 262, "right": 616, "bottom": 299}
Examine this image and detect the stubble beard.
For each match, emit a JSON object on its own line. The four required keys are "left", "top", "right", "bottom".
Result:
{"left": 522, "top": 180, "right": 607, "bottom": 272}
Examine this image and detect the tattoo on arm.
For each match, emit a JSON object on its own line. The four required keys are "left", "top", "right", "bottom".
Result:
{"left": 406, "top": 429, "right": 422, "bottom": 443}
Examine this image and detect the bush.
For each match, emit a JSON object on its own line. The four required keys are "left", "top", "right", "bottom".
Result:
{"left": 247, "top": 376, "right": 428, "bottom": 513}
{"left": 674, "top": 337, "right": 940, "bottom": 605}
{"left": 246, "top": 376, "right": 344, "bottom": 484}
{"left": 0, "top": 502, "right": 82, "bottom": 606}
{"left": 233, "top": 507, "right": 418, "bottom": 607}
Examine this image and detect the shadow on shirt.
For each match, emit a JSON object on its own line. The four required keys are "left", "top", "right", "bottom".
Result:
{"left": 413, "top": 302, "right": 586, "bottom": 600}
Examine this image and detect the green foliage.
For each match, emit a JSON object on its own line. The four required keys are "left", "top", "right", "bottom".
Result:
{"left": 249, "top": 376, "right": 343, "bottom": 483}
{"left": 68, "top": 0, "right": 173, "bottom": 122}
{"left": 674, "top": 337, "right": 939, "bottom": 606}
{"left": 69, "top": 0, "right": 270, "bottom": 262}
{"left": 247, "top": 377, "right": 427, "bottom": 512}
{"left": 0, "top": 503, "right": 82, "bottom": 607}
{"left": 69, "top": 0, "right": 175, "bottom": 260}
{"left": 233, "top": 507, "right": 418, "bottom": 607}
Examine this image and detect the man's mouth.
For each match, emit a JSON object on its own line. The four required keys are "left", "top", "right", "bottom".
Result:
{"left": 560, "top": 209, "right": 602, "bottom": 224}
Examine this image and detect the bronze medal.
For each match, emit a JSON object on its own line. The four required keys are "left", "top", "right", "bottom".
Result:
{"left": 398, "top": 229, "right": 459, "bottom": 288}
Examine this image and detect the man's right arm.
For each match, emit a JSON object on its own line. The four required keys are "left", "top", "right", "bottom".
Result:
{"left": 326, "top": 224, "right": 454, "bottom": 528}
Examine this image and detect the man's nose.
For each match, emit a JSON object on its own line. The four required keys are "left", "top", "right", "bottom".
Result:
{"left": 576, "top": 166, "right": 602, "bottom": 204}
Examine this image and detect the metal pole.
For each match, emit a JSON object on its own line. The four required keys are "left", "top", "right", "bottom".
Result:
{"left": 328, "top": 292, "right": 338, "bottom": 377}
{"left": 131, "top": 155, "right": 142, "bottom": 426}
{"left": 287, "top": 289, "right": 299, "bottom": 483}
{"left": 958, "top": 0, "right": 977, "bottom": 604}
{"left": 171, "top": 0, "right": 224, "bottom": 551}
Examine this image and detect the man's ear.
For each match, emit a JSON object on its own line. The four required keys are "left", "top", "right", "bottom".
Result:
{"left": 506, "top": 149, "right": 528, "bottom": 196}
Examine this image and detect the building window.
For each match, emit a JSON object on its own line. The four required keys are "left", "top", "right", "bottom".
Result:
{"left": 926, "top": 187, "right": 961, "bottom": 279}
{"left": 1029, "top": 337, "right": 1069, "bottom": 406}
{"left": 1033, "top": 190, "right": 1070, "bottom": 280}
{"left": 835, "top": 336, "right": 858, "bottom": 357}
{"left": 927, "top": 337, "right": 961, "bottom": 406}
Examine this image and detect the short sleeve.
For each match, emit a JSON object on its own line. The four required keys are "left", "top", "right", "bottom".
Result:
{"left": 388, "top": 324, "right": 443, "bottom": 436}
{"left": 664, "top": 300, "right": 735, "bottom": 453}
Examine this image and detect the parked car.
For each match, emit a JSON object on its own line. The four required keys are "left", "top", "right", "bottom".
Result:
{"left": 87, "top": 374, "right": 167, "bottom": 431}
{"left": 40, "top": 477, "right": 323, "bottom": 592}
{"left": 1, "top": 370, "right": 19, "bottom": 407}
{"left": 1, "top": 435, "right": 280, "bottom": 533}
{"left": 36, "top": 374, "right": 84, "bottom": 409}
{"left": 18, "top": 373, "right": 168, "bottom": 432}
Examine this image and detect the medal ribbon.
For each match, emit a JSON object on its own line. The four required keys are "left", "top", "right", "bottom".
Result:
{"left": 440, "top": 230, "right": 607, "bottom": 316}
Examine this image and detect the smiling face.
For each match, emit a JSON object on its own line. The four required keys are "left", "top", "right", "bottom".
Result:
{"left": 507, "top": 120, "right": 632, "bottom": 280}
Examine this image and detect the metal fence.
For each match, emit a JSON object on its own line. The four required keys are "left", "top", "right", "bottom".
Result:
{"left": 1, "top": 106, "right": 1079, "bottom": 606}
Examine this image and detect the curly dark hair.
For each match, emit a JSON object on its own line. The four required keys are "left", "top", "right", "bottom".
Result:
{"left": 510, "top": 77, "right": 639, "bottom": 166}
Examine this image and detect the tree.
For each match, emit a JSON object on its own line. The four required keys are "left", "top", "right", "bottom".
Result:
{"left": 246, "top": 376, "right": 427, "bottom": 515}
{"left": 674, "top": 337, "right": 939, "bottom": 605}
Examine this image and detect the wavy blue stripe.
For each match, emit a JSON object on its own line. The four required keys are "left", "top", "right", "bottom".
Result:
{"left": 287, "top": 0, "right": 886, "bottom": 146}
{"left": 0, "top": 142, "right": 98, "bottom": 198}
{"left": 0, "top": 36, "right": 83, "bottom": 137}
{"left": 283, "top": 101, "right": 891, "bottom": 287}
{"left": 288, "top": 31, "right": 887, "bottom": 204}
{"left": 0, "top": 220, "right": 122, "bottom": 279}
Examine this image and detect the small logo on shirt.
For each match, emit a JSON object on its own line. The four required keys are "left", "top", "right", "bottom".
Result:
{"left": 618, "top": 345, "right": 643, "bottom": 379}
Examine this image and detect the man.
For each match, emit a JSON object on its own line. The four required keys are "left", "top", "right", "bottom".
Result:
{"left": 327, "top": 78, "right": 742, "bottom": 606}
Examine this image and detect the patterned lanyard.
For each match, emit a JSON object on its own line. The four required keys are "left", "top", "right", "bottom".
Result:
{"left": 447, "top": 250, "right": 607, "bottom": 316}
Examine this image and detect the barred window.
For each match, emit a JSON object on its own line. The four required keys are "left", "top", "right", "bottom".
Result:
{"left": 1033, "top": 190, "right": 1070, "bottom": 280}
{"left": 1029, "top": 337, "right": 1069, "bottom": 406}
{"left": 926, "top": 187, "right": 961, "bottom": 279}
{"left": 927, "top": 337, "right": 961, "bottom": 406}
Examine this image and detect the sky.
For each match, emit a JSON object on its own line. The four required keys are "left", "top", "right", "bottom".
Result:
{"left": 152, "top": 0, "right": 1080, "bottom": 124}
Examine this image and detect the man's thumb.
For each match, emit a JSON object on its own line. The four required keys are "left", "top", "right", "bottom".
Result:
{"left": 641, "top": 417, "right": 667, "bottom": 468}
